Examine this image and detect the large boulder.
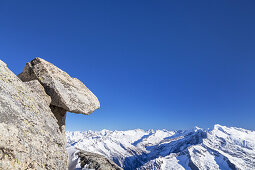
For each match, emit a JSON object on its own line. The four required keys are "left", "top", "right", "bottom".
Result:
{"left": 18, "top": 58, "right": 100, "bottom": 141}
{"left": 18, "top": 57, "right": 100, "bottom": 115}
{"left": 0, "top": 60, "right": 67, "bottom": 169}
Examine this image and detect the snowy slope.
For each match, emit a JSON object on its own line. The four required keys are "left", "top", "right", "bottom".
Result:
{"left": 66, "top": 125, "right": 255, "bottom": 170}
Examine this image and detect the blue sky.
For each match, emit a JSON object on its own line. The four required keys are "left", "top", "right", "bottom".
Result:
{"left": 0, "top": 1, "right": 255, "bottom": 131}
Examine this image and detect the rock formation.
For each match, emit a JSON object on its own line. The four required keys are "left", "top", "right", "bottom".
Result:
{"left": 68, "top": 147, "right": 123, "bottom": 170}
{"left": 0, "top": 58, "right": 100, "bottom": 169}
{"left": 18, "top": 58, "right": 100, "bottom": 137}
{"left": 78, "top": 150, "right": 123, "bottom": 170}
{"left": 0, "top": 60, "right": 67, "bottom": 169}
{"left": 18, "top": 58, "right": 100, "bottom": 114}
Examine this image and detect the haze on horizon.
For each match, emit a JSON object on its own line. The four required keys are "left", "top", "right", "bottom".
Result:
{"left": 1, "top": 0, "right": 255, "bottom": 131}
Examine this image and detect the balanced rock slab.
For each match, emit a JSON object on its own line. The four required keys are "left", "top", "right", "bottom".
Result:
{"left": 0, "top": 60, "right": 67, "bottom": 169}
{"left": 18, "top": 58, "right": 100, "bottom": 115}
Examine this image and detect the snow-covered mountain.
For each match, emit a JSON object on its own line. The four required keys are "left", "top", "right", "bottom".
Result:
{"left": 66, "top": 125, "right": 255, "bottom": 170}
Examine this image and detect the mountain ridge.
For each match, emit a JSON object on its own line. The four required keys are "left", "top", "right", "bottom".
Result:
{"left": 66, "top": 124, "right": 255, "bottom": 170}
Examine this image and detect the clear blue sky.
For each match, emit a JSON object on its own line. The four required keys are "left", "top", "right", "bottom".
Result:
{"left": 1, "top": 1, "right": 255, "bottom": 131}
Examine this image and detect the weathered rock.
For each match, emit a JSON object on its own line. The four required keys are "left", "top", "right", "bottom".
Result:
{"left": 24, "top": 80, "right": 52, "bottom": 106}
{"left": 0, "top": 60, "right": 68, "bottom": 169}
{"left": 0, "top": 58, "right": 100, "bottom": 169}
{"left": 78, "top": 150, "right": 123, "bottom": 170}
{"left": 79, "top": 152, "right": 122, "bottom": 170}
{"left": 18, "top": 57, "right": 100, "bottom": 115}
{"left": 50, "top": 105, "right": 67, "bottom": 140}
{"left": 67, "top": 147, "right": 123, "bottom": 170}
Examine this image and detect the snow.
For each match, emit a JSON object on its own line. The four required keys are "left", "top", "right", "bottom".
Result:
{"left": 67, "top": 146, "right": 96, "bottom": 170}
{"left": 66, "top": 125, "right": 255, "bottom": 170}
{"left": 67, "top": 147, "right": 82, "bottom": 170}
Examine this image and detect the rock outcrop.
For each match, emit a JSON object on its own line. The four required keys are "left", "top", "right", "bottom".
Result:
{"left": 67, "top": 147, "right": 123, "bottom": 170}
{"left": 18, "top": 57, "right": 100, "bottom": 137}
{"left": 18, "top": 57, "right": 100, "bottom": 115}
{"left": 0, "top": 58, "right": 100, "bottom": 169}
{"left": 78, "top": 150, "right": 123, "bottom": 170}
{"left": 0, "top": 60, "right": 67, "bottom": 169}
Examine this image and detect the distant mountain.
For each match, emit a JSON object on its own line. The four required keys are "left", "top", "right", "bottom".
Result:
{"left": 66, "top": 125, "right": 255, "bottom": 170}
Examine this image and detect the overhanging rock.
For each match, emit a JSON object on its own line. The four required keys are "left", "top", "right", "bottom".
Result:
{"left": 0, "top": 60, "right": 67, "bottom": 169}
{"left": 18, "top": 58, "right": 100, "bottom": 135}
{"left": 0, "top": 58, "right": 100, "bottom": 169}
{"left": 18, "top": 57, "right": 100, "bottom": 115}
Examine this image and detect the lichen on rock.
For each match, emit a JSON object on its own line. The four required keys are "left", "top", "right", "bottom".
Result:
{"left": 0, "top": 58, "right": 101, "bottom": 170}
{"left": 24, "top": 80, "right": 52, "bottom": 106}
{"left": 0, "top": 60, "right": 68, "bottom": 169}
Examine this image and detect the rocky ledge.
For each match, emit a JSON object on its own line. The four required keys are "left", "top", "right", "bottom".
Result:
{"left": 0, "top": 58, "right": 118, "bottom": 169}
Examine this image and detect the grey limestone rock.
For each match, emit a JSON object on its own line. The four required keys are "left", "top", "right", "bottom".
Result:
{"left": 0, "top": 60, "right": 68, "bottom": 169}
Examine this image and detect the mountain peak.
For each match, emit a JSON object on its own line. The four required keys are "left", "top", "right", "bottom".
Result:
{"left": 67, "top": 125, "right": 255, "bottom": 169}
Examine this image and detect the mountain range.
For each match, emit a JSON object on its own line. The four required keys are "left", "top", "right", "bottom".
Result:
{"left": 66, "top": 125, "right": 255, "bottom": 170}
